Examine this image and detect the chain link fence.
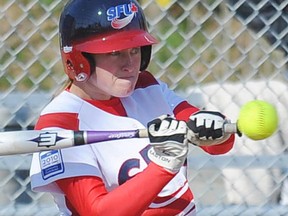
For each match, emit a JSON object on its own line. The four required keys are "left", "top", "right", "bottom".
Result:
{"left": 0, "top": 0, "right": 288, "bottom": 215}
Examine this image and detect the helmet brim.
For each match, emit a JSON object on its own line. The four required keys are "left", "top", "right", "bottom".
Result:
{"left": 74, "top": 30, "right": 158, "bottom": 54}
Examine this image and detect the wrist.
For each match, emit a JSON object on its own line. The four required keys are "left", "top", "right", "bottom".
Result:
{"left": 148, "top": 162, "right": 178, "bottom": 176}
{"left": 148, "top": 147, "right": 187, "bottom": 174}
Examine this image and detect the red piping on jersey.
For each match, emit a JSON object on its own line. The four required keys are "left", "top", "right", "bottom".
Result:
{"left": 151, "top": 180, "right": 189, "bottom": 204}
{"left": 135, "top": 71, "right": 159, "bottom": 89}
{"left": 35, "top": 113, "right": 79, "bottom": 130}
{"left": 144, "top": 187, "right": 194, "bottom": 216}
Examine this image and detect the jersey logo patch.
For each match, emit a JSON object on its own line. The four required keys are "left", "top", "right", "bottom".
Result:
{"left": 107, "top": 2, "right": 138, "bottom": 29}
{"left": 40, "top": 150, "right": 64, "bottom": 180}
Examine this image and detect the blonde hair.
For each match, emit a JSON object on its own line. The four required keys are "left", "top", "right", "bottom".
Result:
{"left": 53, "top": 78, "right": 73, "bottom": 98}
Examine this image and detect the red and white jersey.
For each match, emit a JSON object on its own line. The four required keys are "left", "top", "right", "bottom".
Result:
{"left": 30, "top": 71, "right": 233, "bottom": 215}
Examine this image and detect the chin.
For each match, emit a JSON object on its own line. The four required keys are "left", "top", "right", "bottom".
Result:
{"left": 114, "top": 88, "right": 134, "bottom": 98}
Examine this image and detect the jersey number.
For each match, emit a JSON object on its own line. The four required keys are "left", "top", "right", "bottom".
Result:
{"left": 118, "top": 145, "right": 150, "bottom": 185}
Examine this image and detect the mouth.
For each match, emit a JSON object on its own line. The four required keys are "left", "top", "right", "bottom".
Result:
{"left": 118, "top": 76, "right": 135, "bottom": 80}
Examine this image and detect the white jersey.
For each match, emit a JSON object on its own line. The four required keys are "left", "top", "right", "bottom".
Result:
{"left": 30, "top": 72, "right": 196, "bottom": 215}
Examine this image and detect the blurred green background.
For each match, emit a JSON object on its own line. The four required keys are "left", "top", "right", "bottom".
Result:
{"left": 0, "top": 0, "right": 286, "bottom": 93}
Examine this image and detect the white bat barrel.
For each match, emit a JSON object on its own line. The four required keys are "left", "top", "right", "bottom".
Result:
{"left": 0, "top": 130, "right": 76, "bottom": 155}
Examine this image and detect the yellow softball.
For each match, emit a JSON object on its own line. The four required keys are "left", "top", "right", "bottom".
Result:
{"left": 237, "top": 100, "right": 278, "bottom": 140}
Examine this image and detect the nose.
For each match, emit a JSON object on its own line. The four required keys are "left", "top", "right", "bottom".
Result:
{"left": 122, "top": 53, "right": 133, "bottom": 72}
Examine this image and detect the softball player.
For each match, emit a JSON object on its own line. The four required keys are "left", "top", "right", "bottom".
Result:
{"left": 30, "top": 0, "right": 235, "bottom": 215}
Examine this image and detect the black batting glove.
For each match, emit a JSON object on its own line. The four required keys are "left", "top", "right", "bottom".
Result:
{"left": 187, "top": 111, "right": 231, "bottom": 146}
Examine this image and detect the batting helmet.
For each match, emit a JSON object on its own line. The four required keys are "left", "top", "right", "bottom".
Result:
{"left": 59, "top": 0, "right": 158, "bottom": 81}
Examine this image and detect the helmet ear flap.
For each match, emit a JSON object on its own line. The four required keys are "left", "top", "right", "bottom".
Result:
{"left": 140, "top": 45, "right": 152, "bottom": 71}
{"left": 82, "top": 53, "right": 96, "bottom": 74}
{"left": 61, "top": 49, "right": 91, "bottom": 81}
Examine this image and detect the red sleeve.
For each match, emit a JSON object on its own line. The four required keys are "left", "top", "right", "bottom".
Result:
{"left": 56, "top": 163, "right": 175, "bottom": 216}
{"left": 173, "top": 101, "right": 199, "bottom": 121}
{"left": 200, "top": 135, "right": 234, "bottom": 154}
{"left": 174, "top": 101, "right": 235, "bottom": 155}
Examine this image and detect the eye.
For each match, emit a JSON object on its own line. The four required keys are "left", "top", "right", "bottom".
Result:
{"left": 110, "top": 51, "right": 120, "bottom": 56}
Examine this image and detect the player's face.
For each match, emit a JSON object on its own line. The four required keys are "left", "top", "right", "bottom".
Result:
{"left": 87, "top": 47, "right": 141, "bottom": 99}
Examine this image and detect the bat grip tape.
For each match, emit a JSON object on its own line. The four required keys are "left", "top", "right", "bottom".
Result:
{"left": 73, "top": 131, "right": 85, "bottom": 145}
